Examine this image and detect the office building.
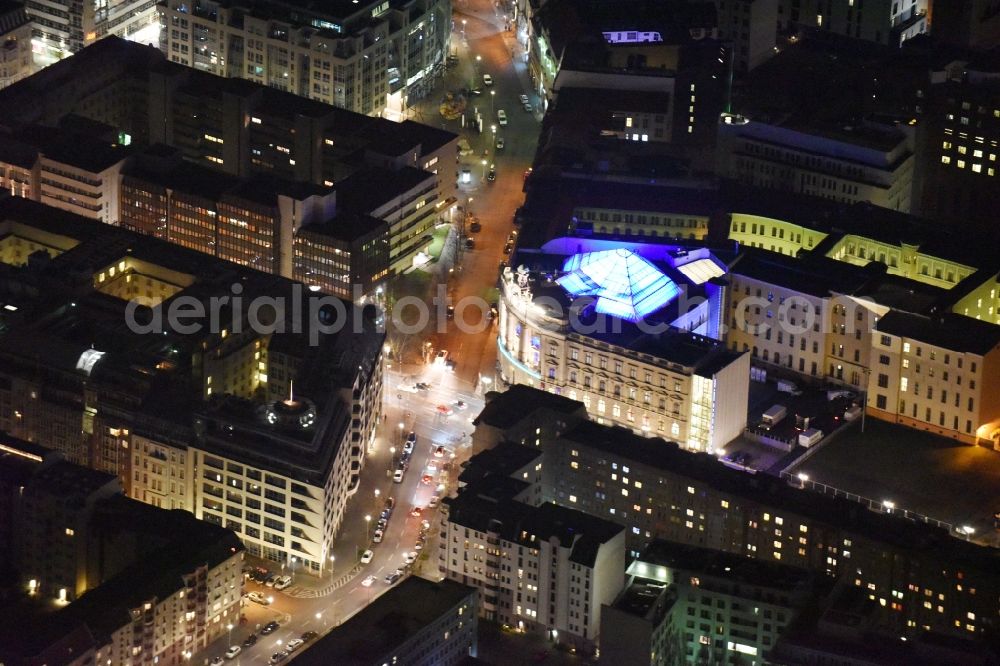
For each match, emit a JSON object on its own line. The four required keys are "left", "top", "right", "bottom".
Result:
{"left": 25, "top": 0, "right": 158, "bottom": 60}
{"left": 0, "top": 438, "right": 244, "bottom": 665}
{"left": 471, "top": 384, "right": 587, "bottom": 454}
{"left": 600, "top": 539, "right": 813, "bottom": 665}
{"left": 867, "top": 310, "right": 1000, "bottom": 445}
{"left": 0, "top": 2, "right": 31, "bottom": 90}
{"left": 497, "top": 242, "right": 749, "bottom": 453}
{"left": 0, "top": 196, "right": 384, "bottom": 574}
{"left": 777, "top": 0, "right": 928, "bottom": 46}
{"left": 717, "top": 114, "right": 915, "bottom": 212}
{"left": 157, "top": 0, "right": 452, "bottom": 118}
{"left": 293, "top": 577, "right": 479, "bottom": 666}
{"left": 441, "top": 447, "right": 626, "bottom": 654}
{"left": 715, "top": 0, "right": 780, "bottom": 75}
{"left": 462, "top": 396, "right": 1000, "bottom": 641}
{"left": 0, "top": 37, "right": 458, "bottom": 278}
{"left": 293, "top": 212, "right": 389, "bottom": 300}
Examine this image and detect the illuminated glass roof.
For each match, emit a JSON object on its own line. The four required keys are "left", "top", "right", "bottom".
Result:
{"left": 557, "top": 249, "right": 680, "bottom": 322}
{"left": 676, "top": 258, "right": 725, "bottom": 285}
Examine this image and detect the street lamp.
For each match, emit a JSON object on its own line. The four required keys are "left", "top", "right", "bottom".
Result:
{"left": 461, "top": 19, "right": 466, "bottom": 38}
{"left": 365, "top": 514, "right": 372, "bottom": 541}
{"left": 390, "top": 446, "right": 397, "bottom": 469}
{"left": 227, "top": 623, "right": 234, "bottom": 646}
{"left": 398, "top": 421, "right": 405, "bottom": 444}
{"left": 329, "top": 554, "right": 335, "bottom": 578}
{"left": 481, "top": 158, "right": 488, "bottom": 178}
{"left": 374, "top": 488, "right": 381, "bottom": 501}
{"left": 490, "top": 90, "right": 495, "bottom": 116}
{"left": 491, "top": 124, "right": 497, "bottom": 135}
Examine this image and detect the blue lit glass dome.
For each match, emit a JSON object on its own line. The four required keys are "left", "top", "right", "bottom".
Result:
{"left": 556, "top": 249, "right": 680, "bottom": 322}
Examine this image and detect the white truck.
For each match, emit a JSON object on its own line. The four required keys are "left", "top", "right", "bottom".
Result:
{"left": 798, "top": 428, "right": 824, "bottom": 448}
{"left": 762, "top": 404, "right": 788, "bottom": 429}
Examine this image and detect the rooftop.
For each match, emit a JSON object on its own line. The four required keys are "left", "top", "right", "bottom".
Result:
{"left": 298, "top": 212, "right": 387, "bottom": 244}
{"left": 636, "top": 539, "right": 813, "bottom": 592}
{"left": 292, "top": 577, "right": 477, "bottom": 666}
{"left": 473, "top": 384, "right": 585, "bottom": 430}
{"left": 336, "top": 166, "right": 435, "bottom": 215}
{"left": 876, "top": 310, "right": 1000, "bottom": 355}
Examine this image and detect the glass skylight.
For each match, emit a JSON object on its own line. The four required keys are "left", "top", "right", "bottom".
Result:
{"left": 676, "top": 258, "right": 725, "bottom": 284}
{"left": 557, "top": 249, "right": 680, "bottom": 322}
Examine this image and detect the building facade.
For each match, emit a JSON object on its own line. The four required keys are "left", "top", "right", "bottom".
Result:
{"left": 715, "top": 0, "right": 779, "bottom": 75}
{"left": 0, "top": 2, "right": 32, "bottom": 90}
{"left": 157, "top": 0, "right": 451, "bottom": 118}
{"left": 27, "top": 0, "right": 158, "bottom": 59}
{"left": 777, "top": 0, "right": 928, "bottom": 46}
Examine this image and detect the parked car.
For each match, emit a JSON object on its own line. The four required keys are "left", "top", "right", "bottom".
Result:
{"left": 429, "top": 495, "right": 439, "bottom": 508}
{"left": 269, "top": 652, "right": 287, "bottom": 664}
{"left": 362, "top": 575, "right": 377, "bottom": 587}
{"left": 519, "top": 94, "right": 529, "bottom": 104}
{"left": 496, "top": 136, "right": 505, "bottom": 150}
{"left": 301, "top": 631, "right": 318, "bottom": 642}
{"left": 393, "top": 469, "right": 404, "bottom": 483}
{"left": 410, "top": 506, "right": 423, "bottom": 517}
{"left": 483, "top": 74, "right": 493, "bottom": 86}
{"left": 465, "top": 238, "right": 475, "bottom": 250}
{"left": 261, "top": 621, "right": 280, "bottom": 635}
{"left": 225, "top": 646, "right": 242, "bottom": 659}
{"left": 469, "top": 221, "right": 482, "bottom": 232}
{"left": 433, "top": 446, "right": 445, "bottom": 457}
{"left": 503, "top": 242, "right": 513, "bottom": 254}
{"left": 211, "top": 657, "right": 224, "bottom": 666}
{"left": 286, "top": 639, "right": 304, "bottom": 653}
{"left": 273, "top": 575, "right": 292, "bottom": 590}
{"left": 242, "top": 634, "right": 258, "bottom": 648}
{"left": 385, "top": 570, "right": 403, "bottom": 584}
{"left": 487, "top": 168, "right": 496, "bottom": 182}
{"left": 523, "top": 102, "right": 533, "bottom": 113}
{"left": 403, "top": 440, "right": 414, "bottom": 455}
{"left": 373, "top": 529, "right": 384, "bottom": 543}
{"left": 415, "top": 382, "right": 431, "bottom": 391}
{"left": 497, "top": 109, "right": 507, "bottom": 125}
{"left": 453, "top": 400, "right": 468, "bottom": 411}
{"left": 361, "top": 549, "right": 374, "bottom": 564}
{"left": 404, "top": 551, "right": 418, "bottom": 565}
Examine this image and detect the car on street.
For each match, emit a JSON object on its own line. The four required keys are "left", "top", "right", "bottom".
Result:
{"left": 246, "top": 591, "right": 270, "bottom": 605}
{"left": 242, "top": 634, "right": 258, "bottom": 648}
{"left": 446, "top": 358, "right": 457, "bottom": 372}
{"left": 427, "top": 459, "right": 439, "bottom": 472}
{"left": 469, "top": 221, "right": 482, "bottom": 232}
{"left": 410, "top": 506, "right": 423, "bottom": 517}
{"left": 261, "top": 621, "right": 280, "bottom": 635}
{"left": 273, "top": 575, "right": 292, "bottom": 590}
{"left": 415, "top": 382, "right": 431, "bottom": 391}
{"left": 362, "top": 575, "right": 377, "bottom": 587}
{"left": 385, "top": 496, "right": 395, "bottom": 511}
{"left": 453, "top": 400, "right": 468, "bottom": 411}
{"left": 397, "top": 383, "right": 419, "bottom": 393}
{"left": 487, "top": 168, "right": 496, "bottom": 182}
{"left": 385, "top": 570, "right": 403, "bottom": 584}
{"left": 434, "top": 349, "right": 448, "bottom": 365}
{"left": 436, "top": 404, "right": 453, "bottom": 416}
{"left": 414, "top": 539, "right": 425, "bottom": 551}
{"left": 393, "top": 469, "right": 404, "bottom": 483}
{"left": 483, "top": 74, "right": 493, "bottom": 86}
{"left": 465, "top": 238, "right": 475, "bottom": 250}
{"left": 225, "top": 646, "right": 242, "bottom": 659}
{"left": 421, "top": 474, "right": 434, "bottom": 485}
{"left": 496, "top": 136, "right": 504, "bottom": 150}
{"left": 429, "top": 495, "right": 439, "bottom": 508}
{"left": 446, "top": 305, "right": 455, "bottom": 318}
{"left": 211, "top": 657, "right": 224, "bottom": 666}
{"left": 269, "top": 652, "right": 287, "bottom": 664}
{"left": 361, "top": 549, "right": 374, "bottom": 564}
{"left": 286, "top": 639, "right": 304, "bottom": 652}
{"left": 523, "top": 102, "right": 533, "bottom": 113}
{"left": 519, "top": 94, "right": 529, "bottom": 104}
{"left": 497, "top": 109, "right": 507, "bottom": 125}
{"left": 377, "top": 517, "right": 387, "bottom": 530}
{"left": 404, "top": 551, "right": 418, "bottom": 565}
{"left": 468, "top": 88, "right": 481, "bottom": 95}
{"left": 302, "top": 631, "right": 318, "bottom": 642}
{"left": 421, "top": 519, "right": 431, "bottom": 531}
{"left": 373, "top": 529, "right": 384, "bottom": 543}
{"left": 503, "top": 242, "right": 512, "bottom": 254}
{"left": 403, "top": 440, "right": 414, "bottom": 455}
{"left": 264, "top": 573, "right": 277, "bottom": 586}
{"left": 434, "top": 445, "right": 445, "bottom": 457}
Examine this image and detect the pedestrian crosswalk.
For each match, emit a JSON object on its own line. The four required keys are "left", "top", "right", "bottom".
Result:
{"left": 283, "top": 564, "right": 363, "bottom": 599}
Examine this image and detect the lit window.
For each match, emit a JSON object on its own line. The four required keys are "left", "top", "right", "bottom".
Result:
{"left": 569, "top": 495, "right": 577, "bottom": 503}
{"left": 65, "top": 528, "right": 74, "bottom": 536}
{"left": 941, "top": 156, "right": 951, "bottom": 164}
{"left": 972, "top": 164, "right": 982, "bottom": 173}
{"left": 251, "top": 117, "right": 262, "bottom": 124}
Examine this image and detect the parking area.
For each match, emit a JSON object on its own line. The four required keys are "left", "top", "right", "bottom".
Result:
{"left": 792, "top": 418, "right": 1000, "bottom": 546}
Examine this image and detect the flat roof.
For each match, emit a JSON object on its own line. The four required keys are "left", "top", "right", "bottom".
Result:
{"left": 336, "top": 166, "right": 435, "bottom": 214}
{"left": 473, "top": 384, "right": 584, "bottom": 430}
{"left": 292, "top": 577, "right": 476, "bottom": 666}
{"left": 637, "top": 539, "right": 812, "bottom": 592}
{"left": 729, "top": 247, "right": 879, "bottom": 299}
{"left": 298, "top": 212, "right": 387, "bottom": 244}
{"left": 876, "top": 310, "right": 1000, "bottom": 355}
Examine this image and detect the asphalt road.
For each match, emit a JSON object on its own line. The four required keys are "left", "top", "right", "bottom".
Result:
{"left": 191, "top": 0, "right": 533, "bottom": 662}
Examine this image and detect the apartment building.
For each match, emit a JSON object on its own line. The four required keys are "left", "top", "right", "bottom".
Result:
{"left": 441, "top": 447, "right": 625, "bottom": 653}
{"left": 0, "top": 196, "right": 385, "bottom": 574}
{"left": 470, "top": 384, "right": 588, "bottom": 454}
{"left": 867, "top": 310, "right": 1000, "bottom": 446}
{"left": 460, "top": 406, "right": 1000, "bottom": 641}
{"left": 715, "top": 0, "right": 779, "bottom": 75}
{"left": 777, "top": 0, "right": 928, "bottom": 46}
{"left": 0, "top": 439, "right": 245, "bottom": 665}
{"left": 0, "top": 135, "right": 34, "bottom": 197}
{"left": 0, "top": 2, "right": 32, "bottom": 90}
{"left": 294, "top": 577, "right": 479, "bottom": 666}
{"left": 157, "top": 0, "right": 451, "bottom": 118}
{"left": 26, "top": 0, "right": 158, "bottom": 59}
{"left": 600, "top": 539, "right": 813, "bottom": 665}
{"left": 717, "top": 115, "right": 915, "bottom": 212}
{"left": 497, "top": 245, "right": 748, "bottom": 452}
{"left": 0, "top": 38, "right": 459, "bottom": 277}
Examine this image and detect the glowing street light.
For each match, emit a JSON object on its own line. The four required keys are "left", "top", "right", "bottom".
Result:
{"left": 365, "top": 514, "right": 372, "bottom": 541}
{"left": 461, "top": 18, "right": 467, "bottom": 37}
{"left": 882, "top": 500, "right": 895, "bottom": 512}
{"left": 227, "top": 622, "right": 234, "bottom": 646}
{"left": 796, "top": 472, "right": 809, "bottom": 487}
{"left": 481, "top": 158, "right": 488, "bottom": 178}
{"left": 490, "top": 89, "right": 495, "bottom": 115}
